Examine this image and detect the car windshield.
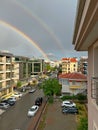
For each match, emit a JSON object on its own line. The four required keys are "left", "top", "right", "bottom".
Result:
{"left": 29, "top": 107, "right": 36, "bottom": 111}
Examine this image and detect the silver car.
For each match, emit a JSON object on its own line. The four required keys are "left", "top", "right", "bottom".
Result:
{"left": 0, "top": 102, "right": 10, "bottom": 109}
{"left": 28, "top": 105, "right": 39, "bottom": 117}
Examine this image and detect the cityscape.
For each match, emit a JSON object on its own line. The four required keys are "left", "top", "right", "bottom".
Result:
{"left": 0, "top": 0, "right": 98, "bottom": 130}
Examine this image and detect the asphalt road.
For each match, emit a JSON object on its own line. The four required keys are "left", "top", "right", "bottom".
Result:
{"left": 0, "top": 88, "right": 44, "bottom": 130}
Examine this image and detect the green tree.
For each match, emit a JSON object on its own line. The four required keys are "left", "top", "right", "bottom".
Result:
{"left": 17, "top": 81, "right": 22, "bottom": 88}
{"left": 40, "top": 78, "right": 61, "bottom": 98}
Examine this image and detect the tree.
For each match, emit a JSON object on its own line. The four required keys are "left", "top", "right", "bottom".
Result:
{"left": 17, "top": 81, "right": 22, "bottom": 88}
{"left": 40, "top": 78, "right": 61, "bottom": 98}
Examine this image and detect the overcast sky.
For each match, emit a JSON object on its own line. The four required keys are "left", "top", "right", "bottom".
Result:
{"left": 0, "top": 0, "right": 87, "bottom": 60}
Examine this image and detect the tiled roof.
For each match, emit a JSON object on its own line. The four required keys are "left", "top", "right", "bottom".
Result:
{"left": 59, "top": 72, "right": 87, "bottom": 80}
{"left": 61, "top": 58, "right": 77, "bottom": 62}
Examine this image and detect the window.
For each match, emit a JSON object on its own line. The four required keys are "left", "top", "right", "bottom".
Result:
{"left": 72, "top": 81, "right": 75, "bottom": 85}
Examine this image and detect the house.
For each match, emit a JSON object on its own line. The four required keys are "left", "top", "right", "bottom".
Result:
{"left": 59, "top": 72, "right": 87, "bottom": 95}
{"left": 73, "top": 0, "right": 98, "bottom": 129}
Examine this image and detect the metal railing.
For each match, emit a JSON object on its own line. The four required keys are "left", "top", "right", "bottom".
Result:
{"left": 91, "top": 77, "right": 98, "bottom": 105}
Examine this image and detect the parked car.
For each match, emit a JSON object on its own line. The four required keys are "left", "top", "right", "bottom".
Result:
{"left": 1, "top": 99, "right": 15, "bottom": 106}
{"left": 12, "top": 92, "right": 22, "bottom": 98}
{"left": 8, "top": 97, "right": 16, "bottom": 102}
{"left": 61, "top": 100, "right": 76, "bottom": 107}
{"left": 27, "top": 105, "right": 39, "bottom": 117}
{"left": 28, "top": 89, "right": 36, "bottom": 93}
{"left": 0, "top": 102, "right": 10, "bottom": 109}
{"left": 62, "top": 107, "right": 78, "bottom": 114}
{"left": 35, "top": 97, "right": 43, "bottom": 106}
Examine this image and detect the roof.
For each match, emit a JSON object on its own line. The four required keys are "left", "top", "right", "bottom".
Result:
{"left": 61, "top": 58, "right": 77, "bottom": 62}
{"left": 59, "top": 72, "right": 87, "bottom": 81}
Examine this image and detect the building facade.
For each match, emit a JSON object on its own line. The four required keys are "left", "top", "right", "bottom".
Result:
{"left": 61, "top": 58, "right": 78, "bottom": 74}
{"left": 59, "top": 72, "right": 87, "bottom": 96}
{"left": 78, "top": 57, "right": 88, "bottom": 75}
{"left": 31, "top": 59, "right": 44, "bottom": 76}
{"left": 73, "top": 0, "right": 98, "bottom": 129}
{"left": 0, "top": 52, "right": 14, "bottom": 100}
{"left": 12, "top": 56, "right": 32, "bottom": 83}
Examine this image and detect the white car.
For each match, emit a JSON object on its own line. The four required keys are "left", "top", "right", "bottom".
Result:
{"left": 27, "top": 105, "right": 39, "bottom": 117}
{"left": 0, "top": 102, "right": 10, "bottom": 109}
{"left": 28, "top": 89, "right": 36, "bottom": 93}
{"left": 12, "top": 92, "right": 22, "bottom": 98}
{"left": 61, "top": 100, "right": 76, "bottom": 107}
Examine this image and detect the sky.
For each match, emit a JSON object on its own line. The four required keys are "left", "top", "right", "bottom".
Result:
{"left": 0, "top": 0, "right": 87, "bottom": 61}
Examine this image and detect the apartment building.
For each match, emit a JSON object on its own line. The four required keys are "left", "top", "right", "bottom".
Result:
{"left": 78, "top": 57, "right": 88, "bottom": 75}
{"left": 12, "top": 56, "right": 32, "bottom": 83}
{"left": 61, "top": 58, "right": 78, "bottom": 74}
{"left": 73, "top": 0, "right": 98, "bottom": 129}
{"left": 31, "top": 59, "right": 44, "bottom": 76}
{"left": 0, "top": 52, "right": 14, "bottom": 100}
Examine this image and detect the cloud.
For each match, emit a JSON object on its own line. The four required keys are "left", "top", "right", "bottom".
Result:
{"left": 0, "top": 0, "right": 87, "bottom": 60}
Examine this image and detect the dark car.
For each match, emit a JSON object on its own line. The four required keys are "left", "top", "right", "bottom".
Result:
{"left": 1, "top": 99, "right": 15, "bottom": 106}
{"left": 62, "top": 107, "right": 78, "bottom": 114}
{"left": 35, "top": 97, "right": 43, "bottom": 106}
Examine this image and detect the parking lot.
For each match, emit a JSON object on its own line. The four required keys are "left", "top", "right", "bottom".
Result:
{"left": 43, "top": 100, "right": 77, "bottom": 130}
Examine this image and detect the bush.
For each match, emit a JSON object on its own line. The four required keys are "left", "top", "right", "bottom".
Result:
{"left": 61, "top": 94, "right": 87, "bottom": 101}
{"left": 77, "top": 94, "right": 87, "bottom": 100}
{"left": 48, "top": 96, "right": 53, "bottom": 103}
{"left": 77, "top": 117, "right": 88, "bottom": 130}
{"left": 17, "top": 81, "right": 22, "bottom": 88}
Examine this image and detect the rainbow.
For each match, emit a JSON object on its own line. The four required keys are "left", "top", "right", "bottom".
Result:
{"left": 0, "top": 20, "right": 50, "bottom": 61}
{"left": 14, "top": 0, "right": 65, "bottom": 55}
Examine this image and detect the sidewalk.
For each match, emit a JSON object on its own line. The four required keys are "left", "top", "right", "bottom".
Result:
{"left": 0, "top": 109, "right": 5, "bottom": 115}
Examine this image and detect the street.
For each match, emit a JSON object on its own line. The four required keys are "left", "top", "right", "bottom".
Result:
{"left": 0, "top": 88, "right": 44, "bottom": 130}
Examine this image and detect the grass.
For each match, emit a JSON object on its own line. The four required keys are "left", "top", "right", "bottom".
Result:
{"left": 76, "top": 102, "right": 88, "bottom": 130}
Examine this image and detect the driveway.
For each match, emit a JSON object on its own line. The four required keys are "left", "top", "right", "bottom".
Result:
{"left": 43, "top": 100, "right": 77, "bottom": 130}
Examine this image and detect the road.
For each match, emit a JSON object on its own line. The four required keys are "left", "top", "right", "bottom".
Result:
{"left": 0, "top": 88, "right": 44, "bottom": 130}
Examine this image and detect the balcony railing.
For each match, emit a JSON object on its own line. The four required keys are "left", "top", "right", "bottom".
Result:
{"left": 91, "top": 77, "right": 98, "bottom": 105}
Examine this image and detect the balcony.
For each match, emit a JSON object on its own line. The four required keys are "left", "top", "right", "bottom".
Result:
{"left": 0, "top": 85, "right": 11, "bottom": 92}
{"left": 70, "top": 85, "right": 80, "bottom": 89}
{"left": 6, "top": 59, "right": 11, "bottom": 64}
{"left": 91, "top": 77, "right": 98, "bottom": 105}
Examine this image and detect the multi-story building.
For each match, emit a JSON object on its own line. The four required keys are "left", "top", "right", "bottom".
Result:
{"left": 12, "top": 56, "right": 32, "bottom": 83}
{"left": 61, "top": 58, "right": 78, "bottom": 74}
{"left": 78, "top": 57, "right": 88, "bottom": 75}
{"left": 31, "top": 59, "right": 44, "bottom": 76}
{"left": 0, "top": 52, "right": 14, "bottom": 100}
{"left": 73, "top": 0, "right": 98, "bottom": 129}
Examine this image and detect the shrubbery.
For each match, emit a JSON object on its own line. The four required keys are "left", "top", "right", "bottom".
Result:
{"left": 61, "top": 94, "right": 87, "bottom": 101}
{"left": 77, "top": 117, "right": 88, "bottom": 130}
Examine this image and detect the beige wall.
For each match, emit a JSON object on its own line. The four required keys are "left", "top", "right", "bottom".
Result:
{"left": 88, "top": 40, "right": 98, "bottom": 130}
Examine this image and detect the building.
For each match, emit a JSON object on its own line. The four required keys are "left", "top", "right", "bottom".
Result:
{"left": 12, "top": 56, "right": 33, "bottom": 86}
{"left": 59, "top": 72, "right": 87, "bottom": 96}
{"left": 78, "top": 57, "right": 88, "bottom": 75}
{"left": 61, "top": 58, "right": 78, "bottom": 74}
{"left": 0, "top": 52, "right": 14, "bottom": 100}
{"left": 30, "top": 59, "right": 44, "bottom": 77}
{"left": 73, "top": 0, "right": 98, "bottom": 129}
